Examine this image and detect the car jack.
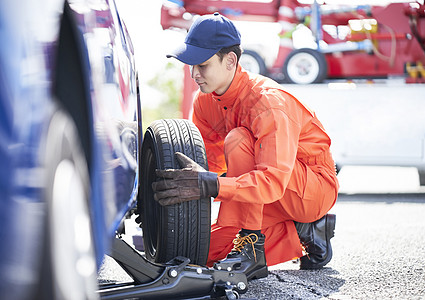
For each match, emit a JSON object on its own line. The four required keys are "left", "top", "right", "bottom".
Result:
{"left": 98, "top": 237, "right": 250, "bottom": 299}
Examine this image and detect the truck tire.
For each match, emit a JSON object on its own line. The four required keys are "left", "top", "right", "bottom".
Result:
{"left": 283, "top": 48, "right": 327, "bottom": 84}
{"left": 139, "top": 119, "right": 211, "bottom": 265}
{"left": 240, "top": 49, "right": 267, "bottom": 76}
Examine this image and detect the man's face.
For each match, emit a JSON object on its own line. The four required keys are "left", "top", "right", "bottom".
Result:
{"left": 190, "top": 54, "right": 233, "bottom": 95}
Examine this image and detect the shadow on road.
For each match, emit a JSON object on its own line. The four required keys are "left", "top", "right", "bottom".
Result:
{"left": 245, "top": 267, "right": 345, "bottom": 299}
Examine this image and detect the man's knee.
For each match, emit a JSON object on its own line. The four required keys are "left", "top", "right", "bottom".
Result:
{"left": 223, "top": 127, "right": 256, "bottom": 177}
{"left": 224, "top": 127, "right": 255, "bottom": 158}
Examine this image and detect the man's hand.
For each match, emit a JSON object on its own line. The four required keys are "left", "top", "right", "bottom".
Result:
{"left": 152, "top": 152, "right": 218, "bottom": 206}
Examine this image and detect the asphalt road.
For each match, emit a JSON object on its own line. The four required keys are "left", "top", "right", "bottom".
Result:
{"left": 98, "top": 166, "right": 425, "bottom": 299}
{"left": 243, "top": 193, "right": 425, "bottom": 299}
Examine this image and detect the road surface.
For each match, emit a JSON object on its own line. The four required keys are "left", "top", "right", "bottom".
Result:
{"left": 98, "top": 166, "right": 425, "bottom": 299}
{"left": 243, "top": 193, "right": 425, "bottom": 299}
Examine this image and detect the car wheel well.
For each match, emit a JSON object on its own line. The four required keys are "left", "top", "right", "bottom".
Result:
{"left": 54, "top": 1, "right": 92, "bottom": 173}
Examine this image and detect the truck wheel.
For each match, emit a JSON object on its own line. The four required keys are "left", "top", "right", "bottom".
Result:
{"left": 139, "top": 119, "right": 211, "bottom": 265}
{"left": 240, "top": 49, "right": 267, "bottom": 76}
{"left": 283, "top": 48, "right": 327, "bottom": 84}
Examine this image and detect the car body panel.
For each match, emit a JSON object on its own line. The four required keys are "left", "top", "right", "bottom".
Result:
{"left": 0, "top": 0, "right": 140, "bottom": 297}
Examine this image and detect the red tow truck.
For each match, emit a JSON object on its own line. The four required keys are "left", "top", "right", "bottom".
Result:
{"left": 161, "top": 0, "right": 425, "bottom": 85}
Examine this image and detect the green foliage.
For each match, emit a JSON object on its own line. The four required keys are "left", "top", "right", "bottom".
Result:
{"left": 141, "top": 62, "right": 183, "bottom": 130}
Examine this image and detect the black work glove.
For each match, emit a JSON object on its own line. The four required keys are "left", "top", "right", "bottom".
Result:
{"left": 152, "top": 152, "right": 218, "bottom": 206}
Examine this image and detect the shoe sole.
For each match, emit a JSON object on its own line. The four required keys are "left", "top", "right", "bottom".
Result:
{"left": 246, "top": 265, "right": 269, "bottom": 280}
{"left": 300, "top": 214, "right": 336, "bottom": 270}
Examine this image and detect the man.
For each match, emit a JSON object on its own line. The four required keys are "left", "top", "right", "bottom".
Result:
{"left": 152, "top": 13, "right": 339, "bottom": 280}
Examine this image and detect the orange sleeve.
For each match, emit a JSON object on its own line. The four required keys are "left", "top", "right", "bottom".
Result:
{"left": 192, "top": 96, "right": 227, "bottom": 175}
{"left": 218, "top": 107, "right": 302, "bottom": 204}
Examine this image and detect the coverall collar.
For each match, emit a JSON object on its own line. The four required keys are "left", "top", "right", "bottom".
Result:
{"left": 211, "top": 64, "right": 246, "bottom": 108}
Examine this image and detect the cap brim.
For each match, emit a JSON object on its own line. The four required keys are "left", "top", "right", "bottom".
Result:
{"left": 166, "top": 42, "right": 219, "bottom": 65}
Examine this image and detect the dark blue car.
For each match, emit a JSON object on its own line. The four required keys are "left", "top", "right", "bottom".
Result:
{"left": 0, "top": 1, "right": 215, "bottom": 299}
{"left": 0, "top": 0, "right": 141, "bottom": 298}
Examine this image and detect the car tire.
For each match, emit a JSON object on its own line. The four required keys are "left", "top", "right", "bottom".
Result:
{"left": 283, "top": 48, "right": 327, "bottom": 84}
{"left": 240, "top": 49, "right": 268, "bottom": 76}
{"left": 40, "top": 108, "right": 98, "bottom": 299}
{"left": 139, "top": 119, "right": 211, "bottom": 265}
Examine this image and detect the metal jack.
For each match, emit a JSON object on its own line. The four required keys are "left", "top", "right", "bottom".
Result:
{"left": 97, "top": 237, "right": 249, "bottom": 299}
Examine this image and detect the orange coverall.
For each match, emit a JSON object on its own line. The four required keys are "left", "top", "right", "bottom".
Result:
{"left": 192, "top": 65, "right": 339, "bottom": 267}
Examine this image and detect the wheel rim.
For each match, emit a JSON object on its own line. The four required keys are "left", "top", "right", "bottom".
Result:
{"left": 240, "top": 53, "right": 261, "bottom": 74}
{"left": 51, "top": 159, "right": 97, "bottom": 300}
{"left": 287, "top": 52, "right": 320, "bottom": 84}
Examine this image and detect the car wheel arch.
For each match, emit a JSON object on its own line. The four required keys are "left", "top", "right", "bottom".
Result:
{"left": 54, "top": 1, "right": 93, "bottom": 174}
{"left": 53, "top": 0, "right": 107, "bottom": 265}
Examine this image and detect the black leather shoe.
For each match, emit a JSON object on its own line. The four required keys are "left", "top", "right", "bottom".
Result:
{"left": 294, "top": 214, "right": 336, "bottom": 270}
{"left": 214, "top": 232, "right": 268, "bottom": 280}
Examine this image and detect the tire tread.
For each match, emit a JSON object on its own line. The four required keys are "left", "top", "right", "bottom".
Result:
{"left": 140, "top": 119, "right": 210, "bottom": 265}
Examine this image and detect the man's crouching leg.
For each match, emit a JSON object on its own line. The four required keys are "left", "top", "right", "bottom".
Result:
{"left": 212, "top": 127, "right": 268, "bottom": 280}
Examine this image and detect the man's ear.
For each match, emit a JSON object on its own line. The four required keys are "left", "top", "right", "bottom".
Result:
{"left": 226, "top": 52, "right": 237, "bottom": 70}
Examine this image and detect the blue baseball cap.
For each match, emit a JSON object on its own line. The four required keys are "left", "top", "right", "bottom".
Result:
{"left": 166, "top": 12, "right": 241, "bottom": 65}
